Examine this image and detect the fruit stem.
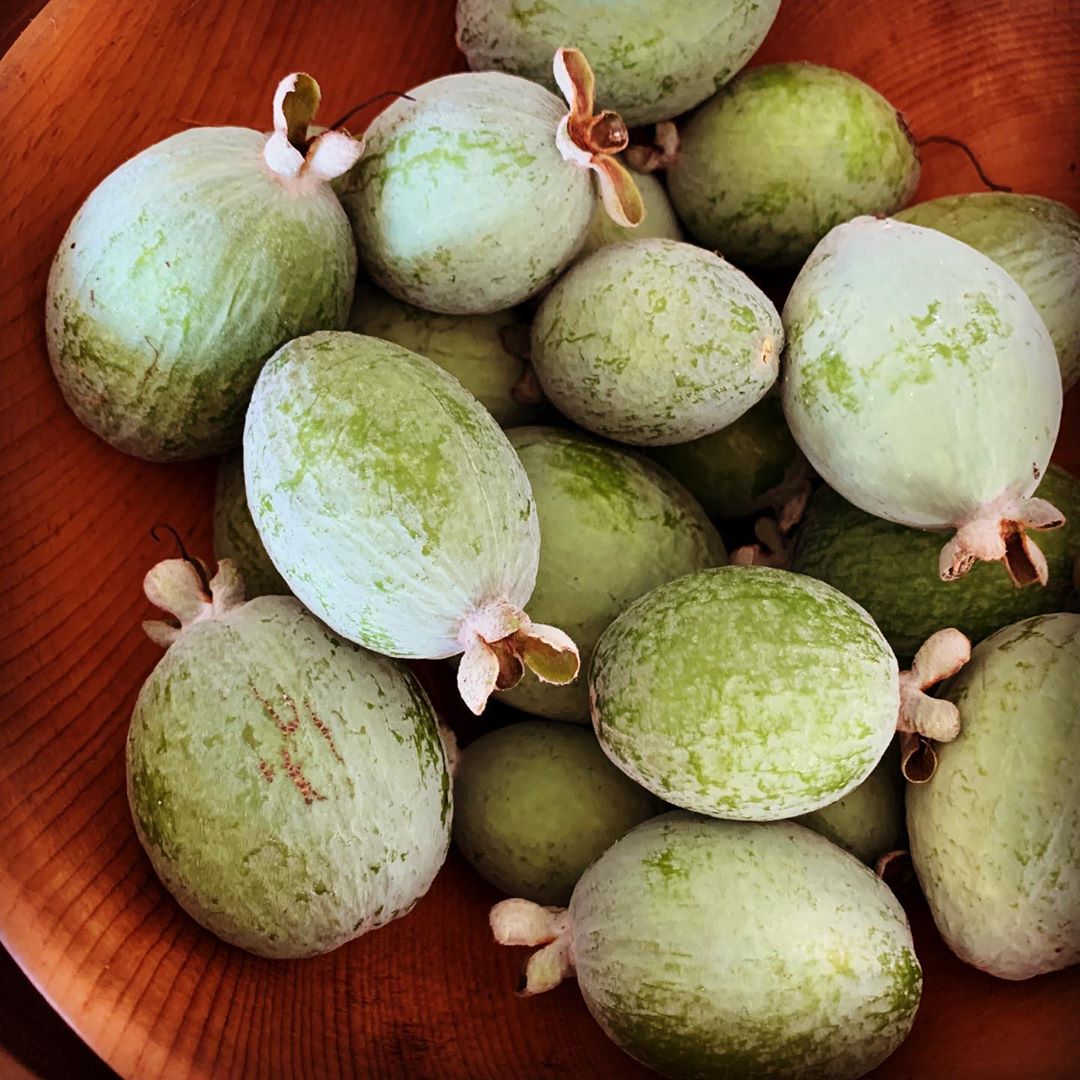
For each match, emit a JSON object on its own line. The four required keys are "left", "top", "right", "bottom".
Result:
{"left": 150, "top": 523, "right": 211, "bottom": 596}
{"left": 915, "top": 135, "right": 1012, "bottom": 192}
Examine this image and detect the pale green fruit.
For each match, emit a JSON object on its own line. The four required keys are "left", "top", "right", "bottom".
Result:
{"left": 579, "top": 167, "right": 682, "bottom": 256}
{"left": 46, "top": 76, "right": 359, "bottom": 461}
{"left": 908, "top": 613, "right": 1080, "bottom": 980}
{"left": 213, "top": 451, "right": 289, "bottom": 598}
{"left": 244, "top": 331, "right": 580, "bottom": 715}
{"left": 590, "top": 566, "right": 899, "bottom": 820}
{"left": 498, "top": 426, "right": 726, "bottom": 719}
{"left": 348, "top": 287, "right": 543, "bottom": 427}
{"left": 783, "top": 216, "right": 1063, "bottom": 587}
{"left": 897, "top": 193, "right": 1080, "bottom": 390}
{"left": 667, "top": 63, "right": 919, "bottom": 267}
{"left": 456, "top": 0, "right": 781, "bottom": 126}
{"left": 453, "top": 720, "right": 658, "bottom": 905}
{"left": 532, "top": 238, "right": 782, "bottom": 446}
{"left": 492, "top": 813, "right": 920, "bottom": 1080}
{"left": 129, "top": 558, "right": 452, "bottom": 959}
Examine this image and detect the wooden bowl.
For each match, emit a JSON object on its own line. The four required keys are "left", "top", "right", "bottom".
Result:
{"left": 1, "top": 1, "right": 1078, "bottom": 1076}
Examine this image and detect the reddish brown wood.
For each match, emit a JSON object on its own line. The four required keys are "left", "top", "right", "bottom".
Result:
{"left": 0, "top": 2, "right": 1077, "bottom": 1078}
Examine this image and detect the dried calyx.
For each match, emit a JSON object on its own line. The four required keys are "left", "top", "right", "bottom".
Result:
{"left": 490, "top": 898, "right": 575, "bottom": 996}
{"left": 730, "top": 517, "right": 792, "bottom": 568}
{"left": 143, "top": 556, "right": 245, "bottom": 647}
{"left": 553, "top": 49, "right": 644, "bottom": 228}
{"left": 897, "top": 628, "right": 971, "bottom": 783}
{"left": 625, "top": 121, "right": 681, "bottom": 173}
{"left": 263, "top": 73, "right": 365, "bottom": 183}
{"left": 939, "top": 495, "right": 1064, "bottom": 587}
{"left": 456, "top": 600, "right": 580, "bottom": 715}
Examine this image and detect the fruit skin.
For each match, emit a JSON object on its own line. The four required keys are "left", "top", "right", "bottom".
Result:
{"left": 456, "top": 0, "right": 780, "bottom": 127}
{"left": 781, "top": 216, "right": 1061, "bottom": 531}
{"left": 499, "top": 426, "right": 725, "bottom": 719}
{"left": 566, "top": 813, "right": 920, "bottom": 1079}
{"left": 348, "top": 287, "right": 543, "bottom": 428}
{"left": 793, "top": 467, "right": 1080, "bottom": 662}
{"left": 907, "top": 613, "right": 1080, "bottom": 980}
{"left": 667, "top": 63, "right": 919, "bottom": 268}
{"left": 897, "top": 193, "right": 1080, "bottom": 390}
{"left": 128, "top": 594, "right": 452, "bottom": 959}
{"left": 579, "top": 166, "right": 682, "bottom": 256}
{"left": 46, "top": 126, "right": 356, "bottom": 460}
{"left": 532, "top": 238, "right": 782, "bottom": 446}
{"left": 213, "top": 451, "right": 289, "bottom": 598}
{"left": 453, "top": 721, "right": 658, "bottom": 905}
{"left": 590, "top": 565, "right": 898, "bottom": 820}
{"left": 244, "top": 331, "right": 537, "bottom": 660}
{"left": 340, "top": 71, "right": 593, "bottom": 315}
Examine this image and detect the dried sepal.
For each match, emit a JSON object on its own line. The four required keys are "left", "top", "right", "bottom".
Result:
{"left": 143, "top": 557, "right": 246, "bottom": 648}
{"left": 490, "top": 898, "right": 575, "bottom": 996}
{"left": 625, "top": 121, "right": 681, "bottom": 174}
{"left": 730, "top": 517, "right": 792, "bottom": 568}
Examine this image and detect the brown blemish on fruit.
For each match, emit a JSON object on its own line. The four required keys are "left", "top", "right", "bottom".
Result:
{"left": 308, "top": 704, "right": 344, "bottom": 764}
{"left": 279, "top": 746, "right": 326, "bottom": 806}
{"left": 1033, "top": 462, "right": 1042, "bottom": 480}
{"left": 258, "top": 759, "right": 275, "bottom": 783}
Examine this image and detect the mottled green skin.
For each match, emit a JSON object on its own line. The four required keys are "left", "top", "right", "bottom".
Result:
{"left": 456, "top": 0, "right": 780, "bottom": 127}
{"left": 46, "top": 127, "right": 356, "bottom": 461}
{"left": 453, "top": 721, "right": 657, "bottom": 905}
{"left": 797, "top": 741, "right": 905, "bottom": 866}
{"left": 532, "top": 239, "right": 782, "bottom": 446}
{"left": 341, "top": 72, "right": 593, "bottom": 315}
{"left": 590, "top": 566, "right": 899, "bottom": 819}
{"left": 348, "top": 287, "right": 543, "bottom": 427}
{"left": 897, "top": 194, "right": 1080, "bottom": 390}
{"left": 127, "top": 596, "right": 452, "bottom": 958}
{"left": 499, "top": 426, "right": 726, "bottom": 719}
{"left": 782, "top": 217, "right": 1062, "bottom": 530}
{"left": 570, "top": 813, "right": 921, "bottom": 1079}
{"left": 908, "top": 613, "right": 1080, "bottom": 979}
{"left": 793, "top": 469, "right": 1080, "bottom": 662}
{"left": 244, "top": 332, "right": 538, "bottom": 658}
{"left": 213, "top": 452, "right": 290, "bottom": 598}
{"left": 580, "top": 167, "right": 682, "bottom": 256}
{"left": 668, "top": 64, "right": 919, "bottom": 268}
{"left": 649, "top": 395, "right": 802, "bottom": 519}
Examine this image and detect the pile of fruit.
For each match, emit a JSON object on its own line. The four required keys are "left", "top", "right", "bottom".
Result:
{"left": 45, "top": 1, "right": 1078, "bottom": 1076}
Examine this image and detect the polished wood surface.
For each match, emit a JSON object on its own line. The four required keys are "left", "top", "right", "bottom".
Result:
{"left": 0, "top": 1, "right": 1077, "bottom": 1077}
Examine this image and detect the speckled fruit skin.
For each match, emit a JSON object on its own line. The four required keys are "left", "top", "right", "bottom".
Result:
{"left": 797, "top": 741, "right": 905, "bottom": 866}
{"left": 907, "top": 613, "right": 1080, "bottom": 980}
{"left": 793, "top": 468, "right": 1080, "bottom": 662}
{"left": 590, "top": 566, "right": 899, "bottom": 820}
{"left": 649, "top": 394, "right": 802, "bottom": 519}
{"left": 569, "top": 813, "right": 920, "bottom": 1079}
{"left": 897, "top": 194, "right": 1080, "bottom": 391}
{"left": 453, "top": 721, "right": 657, "bottom": 905}
{"left": 782, "top": 217, "right": 1061, "bottom": 531}
{"left": 244, "top": 331, "right": 537, "bottom": 659}
{"left": 347, "top": 287, "right": 543, "bottom": 427}
{"left": 498, "top": 426, "right": 725, "bottom": 719}
{"left": 127, "top": 595, "right": 452, "bottom": 959}
{"left": 46, "top": 127, "right": 356, "bottom": 461}
{"left": 667, "top": 63, "right": 919, "bottom": 268}
{"left": 340, "top": 72, "right": 593, "bottom": 315}
{"left": 456, "top": 0, "right": 780, "bottom": 127}
{"left": 532, "top": 238, "right": 782, "bottom": 446}
{"left": 213, "top": 451, "right": 290, "bottom": 598}
{"left": 579, "top": 167, "right": 682, "bottom": 256}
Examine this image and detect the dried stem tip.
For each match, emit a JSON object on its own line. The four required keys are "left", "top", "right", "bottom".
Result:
{"left": 490, "top": 899, "right": 575, "bottom": 996}
{"left": 553, "top": 48, "right": 644, "bottom": 229}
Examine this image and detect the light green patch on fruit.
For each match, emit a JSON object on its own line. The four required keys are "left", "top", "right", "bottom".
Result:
{"left": 797, "top": 347, "right": 860, "bottom": 413}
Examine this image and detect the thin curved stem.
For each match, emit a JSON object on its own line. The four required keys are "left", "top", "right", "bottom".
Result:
{"left": 916, "top": 135, "right": 1012, "bottom": 192}
{"left": 150, "top": 523, "right": 211, "bottom": 596}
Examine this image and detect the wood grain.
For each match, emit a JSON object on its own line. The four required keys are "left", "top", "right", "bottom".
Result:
{"left": 0, "top": 1, "right": 1077, "bottom": 1078}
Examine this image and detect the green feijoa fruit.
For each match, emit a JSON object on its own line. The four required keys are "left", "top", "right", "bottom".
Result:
{"left": 129, "top": 557, "right": 452, "bottom": 959}
{"left": 649, "top": 395, "right": 808, "bottom": 521}
{"left": 666, "top": 63, "right": 919, "bottom": 268}
{"left": 492, "top": 813, "right": 921, "bottom": 1079}
{"left": 793, "top": 467, "right": 1080, "bottom": 662}
{"left": 783, "top": 216, "right": 1063, "bottom": 587}
{"left": 498, "top": 426, "right": 725, "bottom": 720}
{"left": 340, "top": 50, "right": 643, "bottom": 315}
{"left": 453, "top": 720, "right": 658, "bottom": 905}
{"left": 579, "top": 166, "right": 683, "bottom": 256}
{"left": 244, "top": 331, "right": 579, "bottom": 715}
{"left": 908, "top": 612, "right": 1080, "bottom": 980}
{"left": 213, "top": 451, "right": 289, "bottom": 598}
{"left": 348, "top": 287, "right": 544, "bottom": 427}
{"left": 897, "top": 193, "right": 1080, "bottom": 390}
{"left": 457, "top": 0, "right": 781, "bottom": 127}
{"left": 46, "top": 74, "right": 359, "bottom": 461}
{"left": 532, "top": 238, "right": 781, "bottom": 446}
